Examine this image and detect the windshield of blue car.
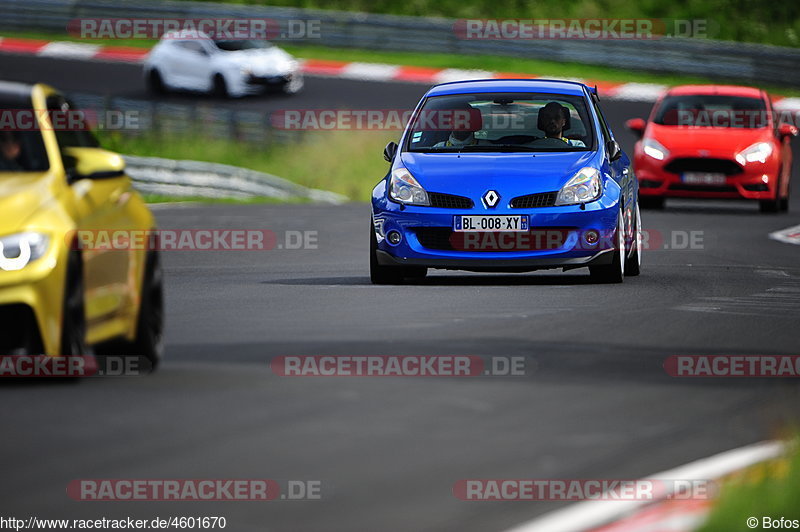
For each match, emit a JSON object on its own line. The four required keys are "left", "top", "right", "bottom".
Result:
{"left": 0, "top": 102, "right": 49, "bottom": 172}
{"left": 653, "top": 95, "right": 768, "bottom": 128}
{"left": 406, "top": 92, "right": 596, "bottom": 153}
{"left": 213, "top": 40, "right": 273, "bottom": 51}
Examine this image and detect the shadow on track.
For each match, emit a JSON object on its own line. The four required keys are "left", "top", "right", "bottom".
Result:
{"left": 261, "top": 273, "right": 601, "bottom": 287}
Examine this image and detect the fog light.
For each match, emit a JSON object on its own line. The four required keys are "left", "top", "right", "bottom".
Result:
{"left": 584, "top": 230, "right": 600, "bottom": 245}
{"left": 387, "top": 230, "right": 402, "bottom": 245}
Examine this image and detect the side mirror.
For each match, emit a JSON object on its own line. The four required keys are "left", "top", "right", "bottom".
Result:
{"left": 778, "top": 122, "right": 798, "bottom": 139}
{"left": 606, "top": 140, "right": 622, "bottom": 162}
{"left": 625, "top": 118, "right": 646, "bottom": 139}
{"left": 63, "top": 147, "right": 126, "bottom": 182}
{"left": 383, "top": 141, "right": 398, "bottom": 162}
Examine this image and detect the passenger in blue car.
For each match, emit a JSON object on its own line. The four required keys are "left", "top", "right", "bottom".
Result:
{"left": 432, "top": 101, "right": 484, "bottom": 148}
{"left": 536, "top": 101, "right": 586, "bottom": 148}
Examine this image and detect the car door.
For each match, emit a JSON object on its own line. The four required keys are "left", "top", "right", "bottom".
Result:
{"left": 170, "top": 40, "right": 213, "bottom": 91}
{"left": 50, "top": 96, "right": 137, "bottom": 333}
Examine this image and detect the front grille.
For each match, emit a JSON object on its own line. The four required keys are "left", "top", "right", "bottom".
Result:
{"left": 428, "top": 192, "right": 473, "bottom": 209}
{"left": 743, "top": 183, "right": 769, "bottom": 191}
{"left": 663, "top": 158, "right": 743, "bottom": 176}
{"left": 668, "top": 183, "right": 738, "bottom": 193}
{"left": 0, "top": 304, "right": 44, "bottom": 356}
{"left": 510, "top": 191, "right": 558, "bottom": 209}
{"left": 413, "top": 227, "right": 572, "bottom": 252}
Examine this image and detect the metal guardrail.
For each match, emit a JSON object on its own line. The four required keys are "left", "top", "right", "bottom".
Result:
{"left": 124, "top": 154, "right": 347, "bottom": 202}
{"left": 1, "top": 0, "right": 800, "bottom": 86}
{"left": 69, "top": 92, "right": 302, "bottom": 145}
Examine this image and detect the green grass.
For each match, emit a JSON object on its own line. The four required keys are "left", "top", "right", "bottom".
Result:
{"left": 3, "top": 29, "right": 800, "bottom": 97}
{"left": 698, "top": 440, "right": 800, "bottom": 532}
{"left": 101, "top": 130, "right": 394, "bottom": 201}
{"left": 141, "top": 193, "right": 304, "bottom": 204}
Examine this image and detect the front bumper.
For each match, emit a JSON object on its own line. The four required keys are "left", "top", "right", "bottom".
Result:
{"left": 0, "top": 251, "right": 64, "bottom": 356}
{"left": 635, "top": 153, "right": 778, "bottom": 200}
{"left": 373, "top": 189, "right": 621, "bottom": 272}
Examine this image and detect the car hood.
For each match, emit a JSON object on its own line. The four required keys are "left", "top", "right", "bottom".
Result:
{"left": 220, "top": 47, "right": 297, "bottom": 74}
{"left": 399, "top": 151, "right": 598, "bottom": 199}
{"left": 647, "top": 124, "right": 771, "bottom": 155}
{"left": 0, "top": 172, "right": 55, "bottom": 232}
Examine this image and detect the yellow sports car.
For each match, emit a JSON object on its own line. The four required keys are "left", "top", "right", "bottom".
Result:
{"left": 0, "top": 81, "right": 163, "bottom": 368}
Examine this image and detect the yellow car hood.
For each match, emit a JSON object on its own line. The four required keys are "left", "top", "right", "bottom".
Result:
{"left": 0, "top": 172, "right": 56, "bottom": 232}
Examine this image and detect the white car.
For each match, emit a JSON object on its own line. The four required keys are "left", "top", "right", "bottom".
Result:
{"left": 143, "top": 31, "right": 304, "bottom": 97}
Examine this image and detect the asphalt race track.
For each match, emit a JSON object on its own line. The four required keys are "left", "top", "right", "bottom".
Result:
{"left": 2, "top": 53, "right": 800, "bottom": 532}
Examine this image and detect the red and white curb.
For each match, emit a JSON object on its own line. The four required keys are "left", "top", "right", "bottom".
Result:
{"left": 2, "top": 36, "right": 799, "bottom": 108}
{"left": 769, "top": 224, "right": 800, "bottom": 246}
{"left": 502, "top": 440, "right": 785, "bottom": 532}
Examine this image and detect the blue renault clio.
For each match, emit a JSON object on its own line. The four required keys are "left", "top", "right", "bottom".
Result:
{"left": 371, "top": 79, "right": 641, "bottom": 284}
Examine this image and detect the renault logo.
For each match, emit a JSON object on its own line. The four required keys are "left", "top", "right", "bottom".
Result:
{"left": 483, "top": 190, "right": 500, "bottom": 208}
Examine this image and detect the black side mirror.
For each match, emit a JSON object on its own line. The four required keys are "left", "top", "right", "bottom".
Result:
{"left": 383, "top": 141, "right": 398, "bottom": 162}
{"left": 607, "top": 140, "right": 621, "bottom": 162}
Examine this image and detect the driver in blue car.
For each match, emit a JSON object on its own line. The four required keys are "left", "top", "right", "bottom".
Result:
{"left": 538, "top": 102, "right": 586, "bottom": 147}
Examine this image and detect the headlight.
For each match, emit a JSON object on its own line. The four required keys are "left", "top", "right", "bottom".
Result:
{"left": 555, "top": 167, "right": 603, "bottom": 206}
{"left": 642, "top": 138, "right": 669, "bottom": 161}
{"left": 736, "top": 142, "right": 773, "bottom": 165}
{"left": 0, "top": 232, "right": 49, "bottom": 271}
{"left": 389, "top": 167, "right": 430, "bottom": 206}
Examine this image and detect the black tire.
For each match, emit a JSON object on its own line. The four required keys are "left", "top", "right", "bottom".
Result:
{"left": 147, "top": 69, "right": 165, "bottom": 95}
{"left": 132, "top": 251, "right": 165, "bottom": 369}
{"left": 589, "top": 208, "right": 625, "bottom": 284}
{"left": 625, "top": 203, "right": 642, "bottom": 277}
{"left": 212, "top": 74, "right": 229, "bottom": 98}
{"left": 282, "top": 74, "right": 304, "bottom": 95}
{"left": 759, "top": 194, "right": 781, "bottom": 213}
{"left": 639, "top": 196, "right": 665, "bottom": 210}
{"left": 780, "top": 182, "right": 790, "bottom": 212}
{"left": 369, "top": 224, "right": 424, "bottom": 285}
{"left": 60, "top": 251, "right": 88, "bottom": 357}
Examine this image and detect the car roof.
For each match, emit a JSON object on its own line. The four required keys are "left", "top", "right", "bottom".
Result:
{"left": 426, "top": 78, "right": 591, "bottom": 97}
{"left": 161, "top": 29, "right": 213, "bottom": 41}
{"left": 0, "top": 81, "right": 33, "bottom": 106}
{"left": 666, "top": 84, "right": 765, "bottom": 98}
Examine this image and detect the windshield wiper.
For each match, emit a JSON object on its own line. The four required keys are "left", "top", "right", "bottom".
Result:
{"left": 459, "top": 145, "right": 539, "bottom": 152}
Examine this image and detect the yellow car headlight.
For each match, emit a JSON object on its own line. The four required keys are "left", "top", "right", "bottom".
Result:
{"left": 0, "top": 232, "right": 50, "bottom": 271}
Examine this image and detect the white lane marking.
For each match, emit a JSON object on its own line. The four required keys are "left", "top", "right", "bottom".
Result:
{"left": 769, "top": 224, "right": 800, "bottom": 245}
{"left": 433, "top": 68, "right": 495, "bottom": 84}
{"left": 340, "top": 62, "right": 401, "bottom": 81}
{"left": 502, "top": 440, "right": 785, "bottom": 532}
{"left": 38, "top": 41, "right": 101, "bottom": 59}
{"left": 607, "top": 83, "right": 667, "bottom": 102}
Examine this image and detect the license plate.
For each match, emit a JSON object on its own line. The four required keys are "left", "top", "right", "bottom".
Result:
{"left": 681, "top": 172, "right": 726, "bottom": 185}
{"left": 453, "top": 215, "right": 529, "bottom": 232}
